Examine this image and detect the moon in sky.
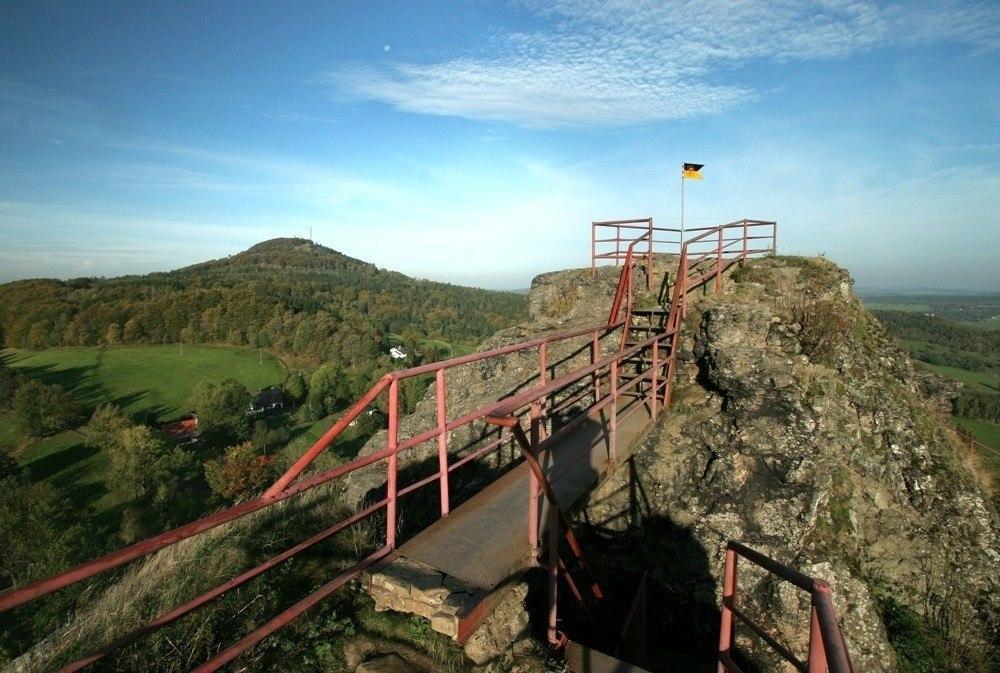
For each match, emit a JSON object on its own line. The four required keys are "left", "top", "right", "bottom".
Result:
{"left": 384, "top": 44, "right": 390, "bottom": 52}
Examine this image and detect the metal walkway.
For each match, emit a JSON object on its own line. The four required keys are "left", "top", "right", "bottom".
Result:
{"left": 395, "top": 395, "right": 652, "bottom": 592}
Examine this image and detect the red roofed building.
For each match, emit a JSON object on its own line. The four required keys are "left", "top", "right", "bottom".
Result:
{"left": 162, "top": 414, "right": 200, "bottom": 444}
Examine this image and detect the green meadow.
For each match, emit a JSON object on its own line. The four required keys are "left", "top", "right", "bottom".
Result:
{"left": 2, "top": 344, "right": 285, "bottom": 423}
{"left": 1, "top": 345, "right": 286, "bottom": 522}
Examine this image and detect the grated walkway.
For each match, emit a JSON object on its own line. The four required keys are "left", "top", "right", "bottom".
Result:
{"left": 395, "top": 394, "right": 653, "bottom": 591}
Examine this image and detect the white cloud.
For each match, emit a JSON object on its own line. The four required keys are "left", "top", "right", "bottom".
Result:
{"left": 331, "top": 0, "right": 1000, "bottom": 127}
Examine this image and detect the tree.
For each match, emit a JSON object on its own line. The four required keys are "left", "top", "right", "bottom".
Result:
{"left": 282, "top": 371, "right": 308, "bottom": 404}
{"left": 204, "top": 441, "right": 275, "bottom": 501}
{"left": 122, "top": 317, "right": 143, "bottom": 343}
{"left": 400, "top": 326, "right": 422, "bottom": 363}
{"left": 305, "top": 364, "right": 345, "bottom": 420}
{"left": 106, "top": 425, "right": 166, "bottom": 497}
{"left": 0, "top": 364, "right": 20, "bottom": 411}
{"left": 0, "top": 452, "right": 90, "bottom": 589}
{"left": 190, "top": 379, "right": 252, "bottom": 443}
{"left": 11, "top": 380, "right": 81, "bottom": 437}
{"left": 85, "top": 404, "right": 132, "bottom": 448}
{"left": 104, "top": 322, "right": 121, "bottom": 345}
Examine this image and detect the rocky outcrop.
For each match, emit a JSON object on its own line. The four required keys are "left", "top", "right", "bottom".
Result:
{"left": 584, "top": 256, "right": 999, "bottom": 672}
{"left": 345, "top": 253, "right": 996, "bottom": 670}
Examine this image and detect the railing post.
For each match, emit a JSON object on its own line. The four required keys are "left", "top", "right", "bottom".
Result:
{"left": 808, "top": 604, "right": 828, "bottom": 673}
{"left": 590, "top": 222, "right": 597, "bottom": 278}
{"left": 651, "top": 339, "right": 659, "bottom": 420}
{"left": 386, "top": 379, "right": 399, "bottom": 549}
{"left": 528, "top": 342, "right": 548, "bottom": 563}
{"left": 715, "top": 226, "right": 723, "bottom": 293}
{"left": 717, "top": 547, "right": 738, "bottom": 673}
{"left": 547, "top": 505, "right": 561, "bottom": 648}
{"left": 539, "top": 342, "right": 548, "bottom": 439}
{"left": 615, "top": 224, "right": 621, "bottom": 267}
{"left": 591, "top": 331, "right": 601, "bottom": 404}
{"left": 646, "top": 219, "right": 653, "bottom": 290}
{"left": 609, "top": 358, "right": 619, "bottom": 463}
{"left": 436, "top": 369, "right": 450, "bottom": 517}
{"left": 772, "top": 221, "right": 777, "bottom": 255}
{"left": 679, "top": 248, "right": 688, "bottom": 320}
{"left": 528, "top": 400, "right": 541, "bottom": 562}
{"left": 742, "top": 219, "right": 748, "bottom": 260}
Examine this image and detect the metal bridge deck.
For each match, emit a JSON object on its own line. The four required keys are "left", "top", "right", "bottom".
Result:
{"left": 395, "top": 394, "right": 653, "bottom": 592}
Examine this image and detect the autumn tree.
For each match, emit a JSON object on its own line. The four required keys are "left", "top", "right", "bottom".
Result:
{"left": 204, "top": 441, "right": 275, "bottom": 502}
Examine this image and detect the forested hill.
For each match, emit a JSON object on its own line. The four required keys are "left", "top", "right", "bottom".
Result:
{"left": 0, "top": 238, "right": 527, "bottom": 368}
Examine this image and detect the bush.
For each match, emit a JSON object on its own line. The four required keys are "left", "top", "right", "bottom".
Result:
{"left": 793, "top": 299, "right": 851, "bottom": 364}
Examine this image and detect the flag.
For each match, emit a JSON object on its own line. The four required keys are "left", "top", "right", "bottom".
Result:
{"left": 682, "top": 163, "right": 704, "bottom": 180}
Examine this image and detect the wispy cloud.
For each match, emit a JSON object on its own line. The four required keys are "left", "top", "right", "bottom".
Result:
{"left": 330, "top": 0, "right": 1000, "bottom": 127}
{"left": 260, "top": 109, "right": 339, "bottom": 125}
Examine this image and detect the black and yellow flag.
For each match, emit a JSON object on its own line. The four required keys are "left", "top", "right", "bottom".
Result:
{"left": 682, "top": 162, "right": 704, "bottom": 180}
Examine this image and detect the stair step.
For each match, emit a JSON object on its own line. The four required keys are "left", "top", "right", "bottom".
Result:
{"left": 631, "top": 308, "right": 668, "bottom": 315}
{"left": 627, "top": 325, "right": 665, "bottom": 332}
{"left": 565, "top": 640, "right": 652, "bottom": 673}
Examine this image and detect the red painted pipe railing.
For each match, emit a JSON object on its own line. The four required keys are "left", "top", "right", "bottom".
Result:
{"left": 718, "top": 541, "right": 855, "bottom": 673}
{"left": 0, "top": 217, "right": 776, "bottom": 672}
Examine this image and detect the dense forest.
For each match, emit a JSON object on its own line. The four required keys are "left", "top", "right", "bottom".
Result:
{"left": 874, "top": 308, "right": 1000, "bottom": 433}
{"left": 873, "top": 310, "right": 999, "bottom": 370}
{"left": 0, "top": 238, "right": 527, "bottom": 373}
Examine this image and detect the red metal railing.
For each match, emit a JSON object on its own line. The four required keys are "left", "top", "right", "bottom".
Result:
{"left": 718, "top": 541, "right": 854, "bottom": 673}
{"left": 0, "top": 217, "right": 777, "bottom": 672}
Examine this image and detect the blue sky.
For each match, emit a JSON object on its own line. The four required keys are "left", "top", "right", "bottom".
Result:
{"left": 1, "top": 1, "right": 997, "bottom": 290}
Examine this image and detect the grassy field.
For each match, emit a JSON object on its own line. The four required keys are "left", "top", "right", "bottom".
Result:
{"left": 277, "top": 412, "right": 367, "bottom": 467}
{"left": 954, "top": 416, "right": 1000, "bottom": 449}
{"left": 1, "top": 344, "right": 287, "bottom": 523}
{"left": 2, "top": 344, "right": 285, "bottom": 423}
{"left": 954, "top": 417, "right": 1000, "bottom": 480}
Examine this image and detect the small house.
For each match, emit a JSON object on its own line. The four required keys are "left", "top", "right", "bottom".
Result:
{"left": 250, "top": 386, "right": 286, "bottom": 415}
{"left": 389, "top": 346, "right": 407, "bottom": 360}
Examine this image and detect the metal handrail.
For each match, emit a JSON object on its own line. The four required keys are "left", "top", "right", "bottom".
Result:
{"left": 718, "top": 541, "right": 855, "bottom": 673}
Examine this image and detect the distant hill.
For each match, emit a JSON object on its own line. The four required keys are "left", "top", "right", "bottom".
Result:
{"left": 0, "top": 238, "right": 528, "bottom": 371}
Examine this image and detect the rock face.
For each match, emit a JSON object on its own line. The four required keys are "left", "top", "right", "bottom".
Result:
{"left": 584, "top": 256, "right": 999, "bottom": 672}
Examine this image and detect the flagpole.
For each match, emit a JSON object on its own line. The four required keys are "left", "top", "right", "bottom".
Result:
{"left": 680, "top": 169, "right": 685, "bottom": 244}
